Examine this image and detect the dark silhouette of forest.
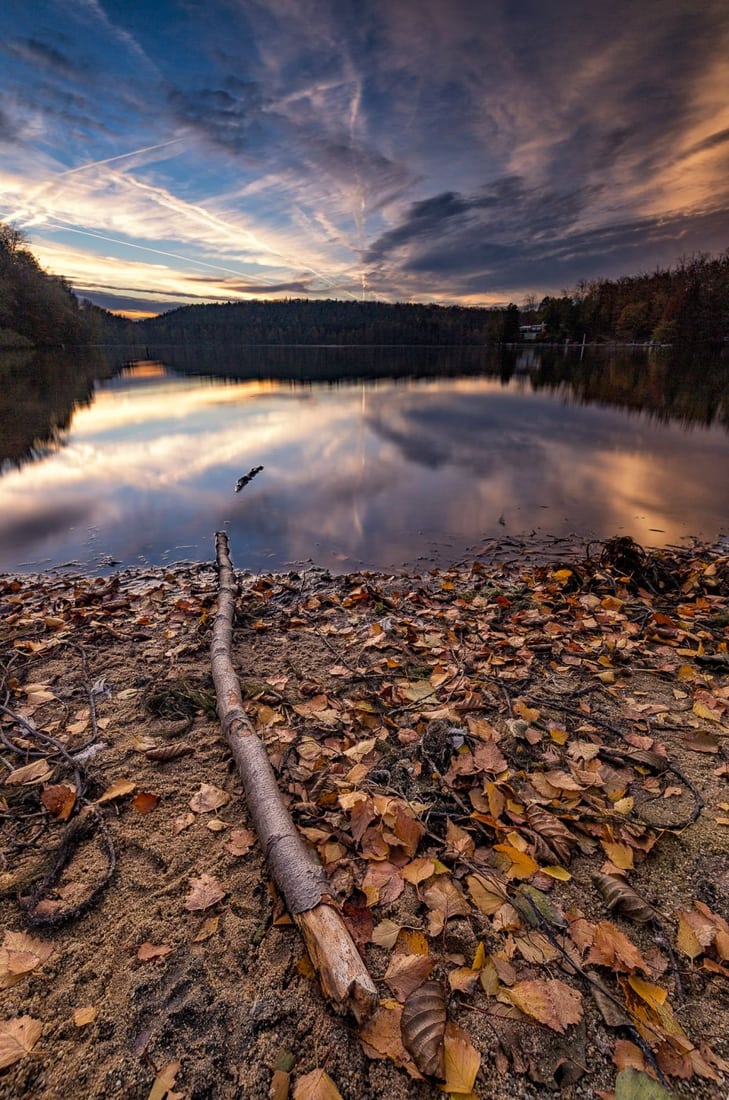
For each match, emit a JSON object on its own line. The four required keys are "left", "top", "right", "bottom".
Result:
{"left": 0, "top": 218, "right": 727, "bottom": 348}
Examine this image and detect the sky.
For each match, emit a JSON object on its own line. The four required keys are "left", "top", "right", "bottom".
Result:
{"left": 1, "top": 1, "right": 729, "bottom": 317}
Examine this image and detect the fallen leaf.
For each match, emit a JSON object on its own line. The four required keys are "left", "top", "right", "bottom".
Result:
{"left": 384, "top": 953, "right": 434, "bottom": 1002}
{"left": 400, "top": 980, "right": 446, "bottom": 1079}
{"left": 615, "top": 1067, "right": 672, "bottom": 1099}
{"left": 173, "top": 812, "right": 196, "bottom": 834}
{"left": 73, "top": 1005, "right": 97, "bottom": 1027}
{"left": 442, "top": 1022, "right": 481, "bottom": 1094}
{"left": 501, "top": 978, "right": 583, "bottom": 1033}
{"left": 371, "top": 919, "right": 402, "bottom": 949}
{"left": 137, "top": 942, "right": 173, "bottom": 962}
{"left": 133, "top": 791, "right": 160, "bottom": 814}
{"left": 627, "top": 976, "right": 667, "bottom": 1011}
{"left": 0, "top": 931, "right": 53, "bottom": 989}
{"left": 4, "top": 759, "right": 53, "bottom": 786}
{"left": 193, "top": 916, "right": 220, "bottom": 942}
{"left": 40, "top": 783, "right": 76, "bottom": 820}
{"left": 189, "top": 782, "right": 231, "bottom": 814}
{"left": 292, "top": 1068, "right": 343, "bottom": 1099}
{"left": 227, "top": 827, "right": 256, "bottom": 856}
{"left": 97, "top": 778, "right": 136, "bottom": 803}
{"left": 587, "top": 921, "right": 648, "bottom": 972}
{"left": 148, "top": 1059, "right": 183, "bottom": 1100}
{"left": 0, "top": 1016, "right": 43, "bottom": 1069}
{"left": 184, "top": 873, "right": 225, "bottom": 911}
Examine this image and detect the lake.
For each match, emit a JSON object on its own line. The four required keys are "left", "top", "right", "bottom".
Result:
{"left": 1, "top": 344, "right": 728, "bottom": 574}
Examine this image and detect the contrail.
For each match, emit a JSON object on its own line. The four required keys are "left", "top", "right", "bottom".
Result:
{"left": 44, "top": 221, "right": 362, "bottom": 299}
{"left": 55, "top": 139, "right": 185, "bottom": 178}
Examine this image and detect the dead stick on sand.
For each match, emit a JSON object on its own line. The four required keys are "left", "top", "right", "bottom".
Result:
{"left": 211, "top": 530, "right": 377, "bottom": 1023}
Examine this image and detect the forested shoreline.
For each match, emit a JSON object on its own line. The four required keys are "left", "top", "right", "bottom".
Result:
{"left": 1, "top": 219, "right": 728, "bottom": 349}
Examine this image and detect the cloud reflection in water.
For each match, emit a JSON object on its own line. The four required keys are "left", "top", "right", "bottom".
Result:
{"left": 1, "top": 365, "right": 727, "bottom": 572}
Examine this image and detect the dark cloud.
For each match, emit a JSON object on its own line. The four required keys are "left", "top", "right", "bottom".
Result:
{"left": 0, "top": 108, "right": 18, "bottom": 143}
{"left": 167, "top": 81, "right": 267, "bottom": 155}
{"left": 6, "top": 37, "right": 84, "bottom": 79}
{"left": 680, "top": 127, "right": 729, "bottom": 159}
{"left": 184, "top": 276, "right": 313, "bottom": 294}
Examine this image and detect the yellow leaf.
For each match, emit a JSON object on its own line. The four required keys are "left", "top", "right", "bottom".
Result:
{"left": 600, "top": 841, "right": 635, "bottom": 871}
{"left": 442, "top": 1023, "right": 481, "bottom": 1094}
{"left": 676, "top": 913, "right": 703, "bottom": 960}
{"left": 553, "top": 569, "right": 573, "bottom": 583}
{"left": 693, "top": 700, "right": 718, "bottom": 722}
{"left": 492, "top": 843, "right": 538, "bottom": 879}
{"left": 627, "top": 976, "right": 667, "bottom": 1010}
{"left": 402, "top": 858, "right": 436, "bottom": 885}
{"left": 471, "top": 942, "right": 486, "bottom": 970}
{"left": 540, "top": 865, "right": 572, "bottom": 881}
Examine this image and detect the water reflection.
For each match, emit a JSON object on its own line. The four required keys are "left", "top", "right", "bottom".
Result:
{"left": 0, "top": 347, "right": 727, "bottom": 573}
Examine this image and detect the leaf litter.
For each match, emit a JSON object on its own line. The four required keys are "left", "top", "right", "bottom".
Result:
{"left": 0, "top": 537, "right": 728, "bottom": 1097}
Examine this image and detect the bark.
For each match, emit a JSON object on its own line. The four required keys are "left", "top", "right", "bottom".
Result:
{"left": 211, "top": 530, "right": 377, "bottom": 1022}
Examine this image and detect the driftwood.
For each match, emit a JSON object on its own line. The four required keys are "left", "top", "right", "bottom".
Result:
{"left": 211, "top": 530, "right": 377, "bottom": 1022}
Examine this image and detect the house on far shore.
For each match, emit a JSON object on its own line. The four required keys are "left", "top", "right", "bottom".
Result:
{"left": 519, "top": 323, "right": 546, "bottom": 341}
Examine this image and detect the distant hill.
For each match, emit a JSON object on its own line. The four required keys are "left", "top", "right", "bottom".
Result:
{"left": 134, "top": 298, "right": 507, "bottom": 346}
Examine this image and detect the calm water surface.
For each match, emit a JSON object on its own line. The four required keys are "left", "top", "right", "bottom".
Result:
{"left": 1, "top": 346, "right": 728, "bottom": 573}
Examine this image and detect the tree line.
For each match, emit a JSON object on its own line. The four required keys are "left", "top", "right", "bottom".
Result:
{"left": 1, "top": 218, "right": 727, "bottom": 348}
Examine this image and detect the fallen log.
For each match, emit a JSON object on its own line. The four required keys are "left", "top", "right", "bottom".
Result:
{"left": 210, "top": 530, "right": 377, "bottom": 1022}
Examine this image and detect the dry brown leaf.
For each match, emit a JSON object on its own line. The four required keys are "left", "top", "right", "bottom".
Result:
{"left": 401, "top": 858, "right": 436, "bottom": 885}
{"left": 371, "top": 919, "right": 402, "bottom": 949}
{"left": 0, "top": 931, "right": 53, "bottom": 989}
{"left": 184, "top": 873, "right": 225, "bottom": 911}
{"left": 448, "top": 967, "right": 479, "bottom": 993}
{"left": 676, "top": 912, "right": 704, "bottom": 960}
{"left": 400, "top": 980, "right": 446, "bottom": 1079}
{"left": 587, "top": 921, "right": 649, "bottom": 972}
{"left": 193, "top": 916, "right": 220, "bottom": 942}
{"left": 189, "top": 782, "right": 231, "bottom": 814}
{"left": 73, "top": 1005, "right": 98, "bottom": 1027}
{"left": 0, "top": 1015, "right": 42, "bottom": 1070}
{"left": 137, "top": 942, "right": 173, "bottom": 962}
{"left": 292, "top": 1068, "right": 343, "bottom": 1099}
{"left": 4, "top": 759, "right": 53, "bottom": 786}
{"left": 148, "top": 1059, "right": 183, "bottom": 1100}
{"left": 442, "top": 1022, "right": 481, "bottom": 1095}
{"left": 592, "top": 874, "right": 656, "bottom": 924}
{"left": 133, "top": 791, "right": 160, "bottom": 814}
{"left": 227, "top": 827, "right": 256, "bottom": 856}
{"left": 97, "top": 778, "right": 136, "bottom": 803}
{"left": 360, "top": 1001, "right": 423, "bottom": 1079}
{"left": 40, "top": 783, "right": 76, "bottom": 820}
{"left": 466, "top": 873, "right": 505, "bottom": 915}
{"left": 173, "top": 812, "right": 195, "bottom": 834}
{"left": 502, "top": 978, "right": 583, "bottom": 1033}
{"left": 384, "top": 953, "right": 434, "bottom": 1002}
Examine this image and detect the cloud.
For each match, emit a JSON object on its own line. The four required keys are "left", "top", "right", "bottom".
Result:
{"left": 5, "top": 37, "right": 85, "bottom": 79}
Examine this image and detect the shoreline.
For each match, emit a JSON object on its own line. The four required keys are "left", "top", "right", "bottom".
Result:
{"left": 1, "top": 537, "right": 728, "bottom": 1098}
